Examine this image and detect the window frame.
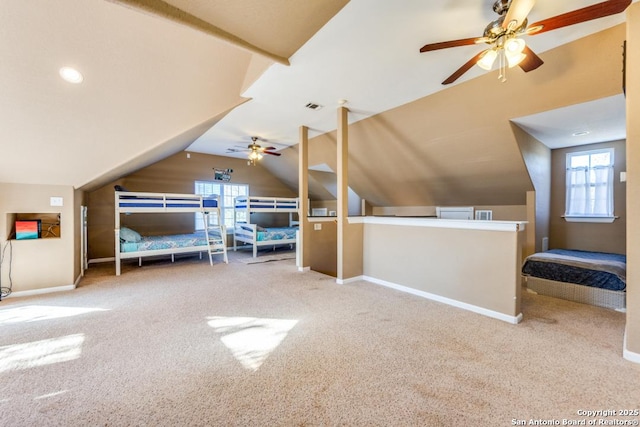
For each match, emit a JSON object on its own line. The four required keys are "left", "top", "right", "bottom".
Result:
{"left": 564, "top": 147, "right": 616, "bottom": 223}
{"left": 194, "top": 181, "right": 248, "bottom": 230}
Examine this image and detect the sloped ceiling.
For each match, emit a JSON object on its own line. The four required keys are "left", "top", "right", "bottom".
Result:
{"left": 0, "top": 0, "right": 347, "bottom": 189}
{"left": 265, "top": 24, "right": 628, "bottom": 207}
{"left": 0, "top": 0, "right": 633, "bottom": 208}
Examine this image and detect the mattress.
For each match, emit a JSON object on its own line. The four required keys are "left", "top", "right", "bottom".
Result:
{"left": 521, "top": 249, "right": 626, "bottom": 291}
{"left": 120, "top": 230, "right": 221, "bottom": 253}
{"left": 118, "top": 197, "right": 218, "bottom": 209}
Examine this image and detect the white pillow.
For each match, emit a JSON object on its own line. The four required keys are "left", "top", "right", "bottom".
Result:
{"left": 120, "top": 227, "right": 141, "bottom": 242}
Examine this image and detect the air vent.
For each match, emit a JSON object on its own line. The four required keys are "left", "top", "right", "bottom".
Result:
{"left": 305, "top": 102, "right": 323, "bottom": 110}
{"left": 475, "top": 210, "right": 493, "bottom": 221}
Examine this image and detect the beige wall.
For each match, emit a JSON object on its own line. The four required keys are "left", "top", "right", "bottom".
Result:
{"left": 371, "top": 205, "right": 527, "bottom": 220}
{"left": 362, "top": 220, "right": 523, "bottom": 321}
{"left": 309, "top": 219, "right": 337, "bottom": 276}
{"left": 514, "top": 124, "right": 551, "bottom": 254}
{"left": 0, "top": 183, "right": 76, "bottom": 293}
{"left": 86, "top": 152, "right": 296, "bottom": 260}
{"left": 625, "top": 2, "right": 640, "bottom": 358}
{"left": 550, "top": 140, "right": 626, "bottom": 254}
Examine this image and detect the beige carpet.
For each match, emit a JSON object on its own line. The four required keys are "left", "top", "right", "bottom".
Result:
{"left": 1, "top": 251, "right": 639, "bottom": 426}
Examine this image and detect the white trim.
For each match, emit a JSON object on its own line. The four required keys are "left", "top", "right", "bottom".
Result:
{"left": 89, "top": 257, "right": 115, "bottom": 264}
{"left": 363, "top": 275, "right": 522, "bottom": 324}
{"left": 74, "top": 274, "right": 83, "bottom": 287}
{"left": 563, "top": 216, "right": 617, "bottom": 223}
{"left": 5, "top": 284, "right": 76, "bottom": 299}
{"left": 623, "top": 328, "right": 640, "bottom": 364}
{"left": 297, "top": 266, "right": 310, "bottom": 272}
{"left": 348, "top": 216, "right": 526, "bottom": 232}
{"left": 336, "top": 275, "right": 364, "bottom": 285}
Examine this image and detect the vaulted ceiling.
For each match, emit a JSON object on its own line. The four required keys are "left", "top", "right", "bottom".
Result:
{"left": 0, "top": 0, "right": 633, "bottom": 207}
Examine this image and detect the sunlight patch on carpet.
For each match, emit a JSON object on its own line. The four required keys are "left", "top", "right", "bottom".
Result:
{"left": 207, "top": 316, "right": 298, "bottom": 371}
{"left": 0, "top": 305, "right": 110, "bottom": 325}
{"left": 0, "top": 334, "right": 85, "bottom": 373}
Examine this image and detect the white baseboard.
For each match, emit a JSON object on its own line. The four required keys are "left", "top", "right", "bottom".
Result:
{"left": 5, "top": 284, "right": 76, "bottom": 299}
{"left": 336, "top": 275, "right": 364, "bottom": 285}
{"left": 297, "top": 266, "right": 310, "bottom": 272}
{"left": 623, "top": 328, "right": 640, "bottom": 364}
{"left": 89, "top": 257, "right": 115, "bottom": 264}
{"left": 363, "top": 275, "right": 522, "bottom": 324}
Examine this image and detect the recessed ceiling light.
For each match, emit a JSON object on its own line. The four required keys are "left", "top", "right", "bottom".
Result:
{"left": 572, "top": 131, "right": 590, "bottom": 137}
{"left": 59, "top": 67, "right": 83, "bottom": 84}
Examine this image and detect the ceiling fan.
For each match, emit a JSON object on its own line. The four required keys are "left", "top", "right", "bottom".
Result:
{"left": 420, "top": 0, "right": 631, "bottom": 85}
{"left": 226, "top": 136, "right": 281, "bottom": 165}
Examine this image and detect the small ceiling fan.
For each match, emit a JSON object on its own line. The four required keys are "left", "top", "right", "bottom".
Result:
{"left": 420, "top": 0, "right": 631, "bottom": 85}
{"left": 226, "top": 136, "right": 281, "bottom": 165}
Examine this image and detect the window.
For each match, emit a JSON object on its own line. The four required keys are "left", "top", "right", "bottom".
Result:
{"left": 565, "top": 148, "right": 615, "bottom": 222}
{"left": 194, "top": 181, "right": 248, "bottom": 230}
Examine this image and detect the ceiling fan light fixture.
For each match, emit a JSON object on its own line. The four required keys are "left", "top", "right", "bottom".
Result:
{"left": 504, "top": 37, "right": 526, "bottom": 54}
{"left": 477, "top": 49, "right": 498, "bottom": 70}
{"left": 506, "top": 51, "right": 527, "bottom": 68}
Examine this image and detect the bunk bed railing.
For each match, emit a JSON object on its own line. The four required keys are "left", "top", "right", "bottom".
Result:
{"left": 115, "top": 191, "right": 219, "bottom": 213}
{"left": 234, "top": 196, "right": 299, "bottom": 212}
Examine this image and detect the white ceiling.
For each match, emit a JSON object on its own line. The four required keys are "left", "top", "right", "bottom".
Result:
{"left": 187, "top": 0, "right": 634, "bottom": 158}
{"left": 512, "top": 94, "right": 627, "bottom": 149}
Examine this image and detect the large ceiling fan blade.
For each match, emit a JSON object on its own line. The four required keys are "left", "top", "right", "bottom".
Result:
{"left": 263, "top": 151, "right": 281, "bottom": 157}
{"left": 502, "top": 0, "right": 536, "bottom": 30}
{"left": 518, "top": 46, "right": 544, "bottom": 72}
{"left": 442, "top": 50, "right": 487, "bottom": 85}
{"left": 527, "top": 0, "right": 631, "bottom": 36}
{"left": 420, "top": 37, "right": 484, "bottom": 53}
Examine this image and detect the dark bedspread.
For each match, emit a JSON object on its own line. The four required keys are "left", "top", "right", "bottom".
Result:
{"left": 521, "top": 249, "right": 626, "bottom": 291}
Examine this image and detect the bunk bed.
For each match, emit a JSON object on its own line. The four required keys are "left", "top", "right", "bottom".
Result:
{"left": 521, "top": 249, "right": 626, "bottom": 311}
{"left": 232, "top": 196, "right": 299, "bottom": 258}
{"left": 115, "top": 191, "right": 227, "bottom": 275}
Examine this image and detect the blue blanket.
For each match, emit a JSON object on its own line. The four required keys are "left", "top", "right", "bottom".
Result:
{"left": 522, "top": 249, "right": 626, "bottom": 291}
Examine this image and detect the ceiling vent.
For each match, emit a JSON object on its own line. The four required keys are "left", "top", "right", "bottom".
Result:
{"left": 305, "top": 102, "right": 323, "bottom": 110}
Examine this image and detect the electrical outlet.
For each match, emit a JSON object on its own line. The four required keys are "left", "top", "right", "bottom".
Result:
{"left": 50, "top": 197, "right": 63, "bottom": 207}
{"left": 314, "top": 223, "right": 322, "bottom": 230}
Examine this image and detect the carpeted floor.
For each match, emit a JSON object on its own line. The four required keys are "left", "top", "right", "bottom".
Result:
{"left": 1, "top": 250, "right": 639, "bottom": 426}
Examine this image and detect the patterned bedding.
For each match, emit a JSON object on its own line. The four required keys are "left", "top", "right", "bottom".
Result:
{"left": 120, "top": 230, "right": 221, "bottom": 253}
{"left": 256, "top": 227, "right": 297, "bottom": 242}
{"left": 521, "top": 249, "right": 626, "bottom": 291}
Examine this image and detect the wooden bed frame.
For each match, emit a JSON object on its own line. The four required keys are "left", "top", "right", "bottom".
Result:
{"left": 232, "top": 196, "right": 299, "bottom": 258}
